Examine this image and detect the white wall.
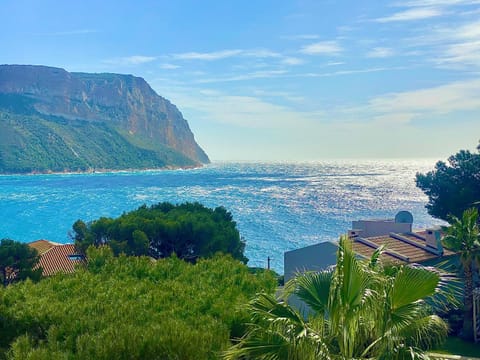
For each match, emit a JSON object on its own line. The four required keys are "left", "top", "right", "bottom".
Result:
{"left": 352, "top": 220, "right": 412, "bottom": 237}
{"left": 284, "top": 241, "right": 338, "bottom": 283}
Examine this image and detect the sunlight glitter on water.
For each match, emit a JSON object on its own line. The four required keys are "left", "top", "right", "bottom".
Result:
{"left": 0, "top": 160, "right": 443, "bottom": 273}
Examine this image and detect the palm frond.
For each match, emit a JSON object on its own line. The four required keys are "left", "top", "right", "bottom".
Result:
{"left": 333, "top": 236, "right": 372, "bottom": 310}
{"left": 249, "top": 293, "right": 306, "bottom": 329}
{"left": 222, "top": 329, "right": 292, "bottom": 360}
{"left": 293, "top": 270, "right": 333, "bottom": 315}
{"left": 369, "top": 244, "right": 386, "bottom": 269}
{"left": 395, "top": 314, "right": 448, "bottom": 350}
{"left": 391, "top": 266, "right": 439, "bottom": 309}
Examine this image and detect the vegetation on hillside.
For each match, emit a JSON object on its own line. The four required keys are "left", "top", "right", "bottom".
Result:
{"left": 0, "top": 239, "right": 41, "bottom": 287}
{"left": 225, "top": 236, "right": 456, "bottom": 360}
{"left": 0, "top": 95, "right": 198, "bottom": 174}
{"left": 0, "top": 248, "right": 276, "bottom": 359}
{"left": 72, "top": 202, "right": 248, "bottom": 263}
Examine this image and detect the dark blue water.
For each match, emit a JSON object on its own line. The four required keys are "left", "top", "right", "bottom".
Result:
{"left": 0, "top": 160, "right": 443, "bottom": 273}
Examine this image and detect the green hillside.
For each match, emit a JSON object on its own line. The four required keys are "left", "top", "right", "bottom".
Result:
{"left": 0, "top": 95, "right": 196, "bottom": 174}
{"left": 0, "top": 251, "right": 277, "bottom": 359}
{"left": 0, "top": 65, "right": 210, "bottom": 173}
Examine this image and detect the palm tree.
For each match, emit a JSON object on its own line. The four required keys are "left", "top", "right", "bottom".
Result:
{"left": 224, "top": 236, "right": 454, "bottom": 360}
{"left": 442, "top": 207, "right": 480, "bottom": 340}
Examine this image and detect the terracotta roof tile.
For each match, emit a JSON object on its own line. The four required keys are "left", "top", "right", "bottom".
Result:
{"left": 36, "top": 244, "right": 85, "bottom": 276}
{"left": 28, "top": 239, "right": 59, "bottom": 255}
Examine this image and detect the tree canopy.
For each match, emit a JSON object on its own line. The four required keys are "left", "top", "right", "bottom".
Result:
{"left": 0, "top": 239, "right": 41, "bottom": 287}
{"left": 72, "top": 202, "right": 248, "bottom": 263}
{"left": 0, "top": 249, "right": 276, "bottom": 359}
{"left": 442, "top": 207, "right": 480, "bottom": 340}
{"left": 416, "top": 143, "right": 480, "bottom": 221}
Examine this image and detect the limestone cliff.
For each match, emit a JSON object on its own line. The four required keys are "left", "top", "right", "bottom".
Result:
{"left": 0, "top": 65, "right": 209, "bottom": 173}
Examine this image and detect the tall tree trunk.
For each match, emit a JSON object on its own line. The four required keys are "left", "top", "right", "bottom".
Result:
{"left": 462, "top": 262, "right": 474, "bottom": 340}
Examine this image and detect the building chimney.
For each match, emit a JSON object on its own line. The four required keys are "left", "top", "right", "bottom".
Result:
{"left": 425, "top": 227, "right": 443, "bottom": 255}
{"left": 348, "top": 229, "right": 363, "bottom": 239}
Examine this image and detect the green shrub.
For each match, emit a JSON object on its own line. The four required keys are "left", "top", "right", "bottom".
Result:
{"left": 0, "top": 250, "right": 276, "bottom": 359}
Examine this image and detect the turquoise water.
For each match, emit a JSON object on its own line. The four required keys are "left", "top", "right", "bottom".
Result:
{"left": 0, "top": 160, "right": 443, "bottom": 273}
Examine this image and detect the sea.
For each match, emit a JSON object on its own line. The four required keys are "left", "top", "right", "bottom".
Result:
{"left": 0, "top": 160, "right": 444, "bottom": 274}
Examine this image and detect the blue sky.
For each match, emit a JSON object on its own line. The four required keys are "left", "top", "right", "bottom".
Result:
{"left": 1, "top": 0, "right": 480, "bottom": 160}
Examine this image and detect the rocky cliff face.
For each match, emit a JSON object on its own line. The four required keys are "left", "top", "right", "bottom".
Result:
{"left": 0, "top": 65, "right": 209, "bottom": 172}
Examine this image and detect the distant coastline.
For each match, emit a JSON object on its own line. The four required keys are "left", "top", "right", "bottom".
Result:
{"left": 0, "top": 164, "right": 205, "bottom": 176}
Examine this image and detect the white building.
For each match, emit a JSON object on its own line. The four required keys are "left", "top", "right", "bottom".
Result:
{"left": 284, "top": 211, "right": 454, "bottom": 283}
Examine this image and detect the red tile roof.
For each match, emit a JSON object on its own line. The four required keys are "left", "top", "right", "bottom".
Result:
{"left": 28, "top": 239, "right": 59, "bottom": 255}
{"left": 33, "top": 243, "right": 85, "bottom": 276}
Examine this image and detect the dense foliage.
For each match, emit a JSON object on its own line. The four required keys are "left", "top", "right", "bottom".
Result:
{"left": 73, "top": 202, "right": 248, "bottom": 263}
{"left": 225, "top": 236, "right": 456, "bottom": 360}
{"left": 0, "top": 239, "right": 41, "bottom": 287}
{"left": 442, "top": 208, "right": 480, "bottom": 340}
{"left": 416, "top": 143, "right": 480, "bottom": 221}
{"left": 0, "top": 248, "right": 276, "bottom": 359}
{"left": 0, "top": 95, "right": 197, "bottom": 174}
